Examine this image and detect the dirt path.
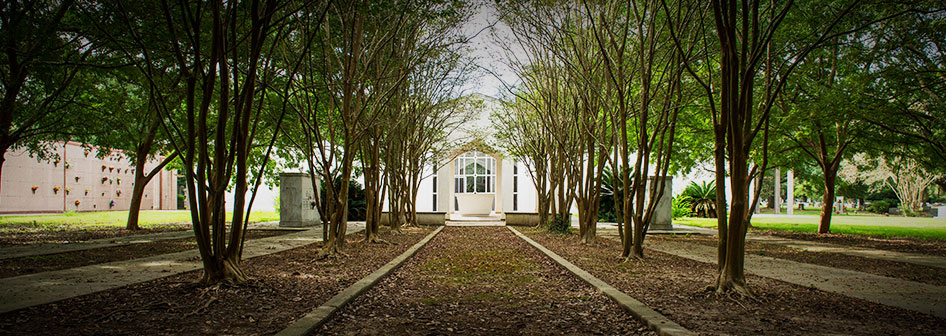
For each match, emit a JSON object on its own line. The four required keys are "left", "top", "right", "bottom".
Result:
{"left": 319, "top": 226, "right": 651, "bottom": 335}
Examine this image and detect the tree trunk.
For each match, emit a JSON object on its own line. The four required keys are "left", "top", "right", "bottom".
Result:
{"left": 0, "top": 149, "right": 6, "bottom": 197}
{"left": 819, "top": 170, "right": 837, "bottom": 233}
{"left": 126, "top": 157, "right": 150, "bottom": 230}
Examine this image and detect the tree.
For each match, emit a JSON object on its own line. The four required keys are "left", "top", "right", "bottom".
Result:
{"left": 661, "top": 0, "right": 902, "bottom": 295}
{"left": 0, "top": 0, "right": 97, "bottom": 194}
{"left": 134, "top": 0, "right": 295, "bottom": 283}
{"left": 75, "top": 2, "right": 185, "bottom": 229}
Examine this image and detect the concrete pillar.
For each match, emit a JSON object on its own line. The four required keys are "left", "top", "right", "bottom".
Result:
{"left": 647, "top": 176, "right": 673, "bottom": 230}
{"left": 774, "top": 168, "right": 781, "bottom": 215}
{"left": 279, "top": 172, "right": 320, "bottom": 227}
{"left": 787, "top": 170, "right": 794, "bottom": 216}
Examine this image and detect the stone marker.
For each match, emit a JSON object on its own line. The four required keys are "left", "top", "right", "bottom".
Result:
{"left": 279, "top": 172, "right": 320, "bottom": 227}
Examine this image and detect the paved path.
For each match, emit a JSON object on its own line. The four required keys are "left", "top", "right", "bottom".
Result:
{"left": 674, "top": 224, "right": 946, "bottom": 269}
{"left": 0, "top": 222, "right": 363, "bottom": 314}
{"left": 647, "top": 239, "right": 946, "bottom": 319}
{"left": 0, "top": 221, "right": 302, "bottom": 261}
{"left": 444, "top": 221, "right": 505, "bottom": 227}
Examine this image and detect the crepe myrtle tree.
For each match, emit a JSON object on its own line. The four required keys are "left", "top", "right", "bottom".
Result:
{"left": 661, "top": 0, "right": 917, "bottom": 295}
{"left": 110, "top": 0, "right": 300, "bottom": 283}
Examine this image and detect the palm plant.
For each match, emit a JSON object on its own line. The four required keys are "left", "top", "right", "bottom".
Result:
{"left": 680, "top": 181, "right": 717, "bottom": 218}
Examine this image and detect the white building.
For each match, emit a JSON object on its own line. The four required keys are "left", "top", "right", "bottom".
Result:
{"left": 408, "top": 94, "right": 537, "bottom": 218}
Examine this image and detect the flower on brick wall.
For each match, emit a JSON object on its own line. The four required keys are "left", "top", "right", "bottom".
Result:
{"left": 116, "top": 178, "right": 121, "bottom": 185}
{"left": 84, "top": 189, "right": 89, "bottom": 196}
{"left": 53, "top": 186, "right": 60, "bottom": 194}
{"left": 84, "top": 150, "right": 90, "bottom": 157}
{"left": 101, "top": 165, "right": 107, "bottom": 171}
{"left": 53, "top": 159, "right": 60, "bottom": 167}
{"left": 31, "top": 186, "right": 38, "bottom": 193}
{"left": 109, "top": 200, "right": 116, "bottom": 208}
{"left": 108, "top": 166, "right": 114, "bottom": 172}
{"left": 65, "top": 188, "right": 70, "bottom": 195}
{"left": 75, "top": 176, "right": 80, "bottom": 182}
{"left": 102, "top": 177, "right": 108, "bottom": 184}
{"left": 116, "top": 190, "right": 122, "bottom": 197}
{"left": 75, "top": 200, "right": 81, "bottom": 207}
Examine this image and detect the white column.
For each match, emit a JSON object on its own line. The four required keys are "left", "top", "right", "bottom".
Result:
{"left": 754, "top": 174, "right": 761, "bottom": 214}
{"left": 774, "top": 168, "right": 781, "bottom": 215}
{"left": 448, "top": 160, "right": 455, "bottom": 214}
{"left": 787, "top": 170, "right": 794, "bottom": 215}
{"left": 494, "top": 155, "right": 503, "bottom": 215}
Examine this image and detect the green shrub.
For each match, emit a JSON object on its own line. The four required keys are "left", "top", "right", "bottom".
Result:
{"left": 867, "top": 199, "right": 898, "bottom": 214}
{"left": 672, "top": 198, "right": 692, "bottom": 219}
{"left": 548, "top": 213, "right": 571, "bottom": 234}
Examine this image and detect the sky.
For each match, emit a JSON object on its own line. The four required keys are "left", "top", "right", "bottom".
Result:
{"left": 460, "top": 2, "right": 517, "bottom": 99}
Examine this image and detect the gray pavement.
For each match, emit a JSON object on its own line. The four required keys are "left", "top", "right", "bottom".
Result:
{"left": 0, "top": 222, "right": 363, "bottom": 314}
{"left": 673, "top": 224, "right": 946, "bottom": 269}
{"left": 646, "top": 239, "right": 946, "bottom": 319}
{"left": 0, "top": 221, "right": 301, "bottom": 260}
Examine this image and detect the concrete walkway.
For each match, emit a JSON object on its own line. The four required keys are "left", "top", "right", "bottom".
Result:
{"left": 647, "top": 239, "right": 946, "bottom": 319}
{"left": 0, "top": 221, "right": 301, "bottom": 261}
{"left": 674, "top": 224, "right": 946, "bottom": 269}
{"left": 0, "top": 222, "right": 363, "bottom": 314}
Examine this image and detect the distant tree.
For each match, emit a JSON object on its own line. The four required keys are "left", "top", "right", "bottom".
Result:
{"left": 840, "top": 153, "right": 941, "bottom": 216}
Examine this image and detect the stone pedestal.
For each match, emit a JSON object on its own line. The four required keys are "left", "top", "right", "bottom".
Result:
{"left": 647, "top": 176, "right": 673, "bottom": 231}
{"left": 936, "top": 206, "right": 946, "bottom": 219}
{"left": 279, "top": 172, "right": 320, "bottom": 227}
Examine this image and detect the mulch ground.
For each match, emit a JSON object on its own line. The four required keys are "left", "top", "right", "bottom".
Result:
{"left": 0, "top": 226, "right": 430, "bottom": 336}
{"left": 0, "top": 229, "right": 293, "bottom": 279}
{"left": 659, "top": 234, "right": 946, "bottom": 287}
{"left": 320, "top": 226, "right": 652, "bottom": 335}
{"left": 0, "top": 224, "right": 191, "bottom": 246}
{"left": 525, "top": 228, "right": 946, "bottom": 336}
{"left": 758, "top": 229, "right": 946, "bottom": 257}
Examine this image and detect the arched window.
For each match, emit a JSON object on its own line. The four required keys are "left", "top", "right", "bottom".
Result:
{"left": 454, "top": 151, "right": 495, "bottom": 194}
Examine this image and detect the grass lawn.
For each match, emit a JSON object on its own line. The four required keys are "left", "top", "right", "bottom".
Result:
{"left": 676, "top": 216, "right": 946, "bottom": 240}
{"left": 0, "top": 210, "right": 279, "bottom": 233}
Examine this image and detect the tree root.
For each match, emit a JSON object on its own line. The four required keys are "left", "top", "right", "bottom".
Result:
{"left": 622, "top": 255, "right": 645, "bottom": 263}
{"left": 184, "top": 296, "right": 218, "bottom": 318}
{"left": 314, "top": 243, "right": 348, "bottom": 260}
{"left": 364, "top": 235, "right": 390, "bottom": 244}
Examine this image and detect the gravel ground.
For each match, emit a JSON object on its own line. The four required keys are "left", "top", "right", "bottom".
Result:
{"left": 320, "top": 226, "right": 652, "bottom": 335}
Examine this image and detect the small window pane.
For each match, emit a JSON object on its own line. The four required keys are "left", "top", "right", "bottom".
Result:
{"left": 513, "top": 194, "right": 518, "bottom": 211}
{"left": 514, "top": 176, "right": 518, "bottom": 193}
{"left": 476, "top": 176, "right": 486, "bottom": 193}
{"left": 476, "top": 158, "right": 485, "bottom": 174}
{"left": 433, "top": 177, "right": 437, "bottom": 192}
{"left": 466, "top": 176, "right": 474, "bottom": 192}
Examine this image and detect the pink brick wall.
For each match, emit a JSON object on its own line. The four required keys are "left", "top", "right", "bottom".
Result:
{"left": 0, "top": 142, "right": 178, "bottom": 214}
